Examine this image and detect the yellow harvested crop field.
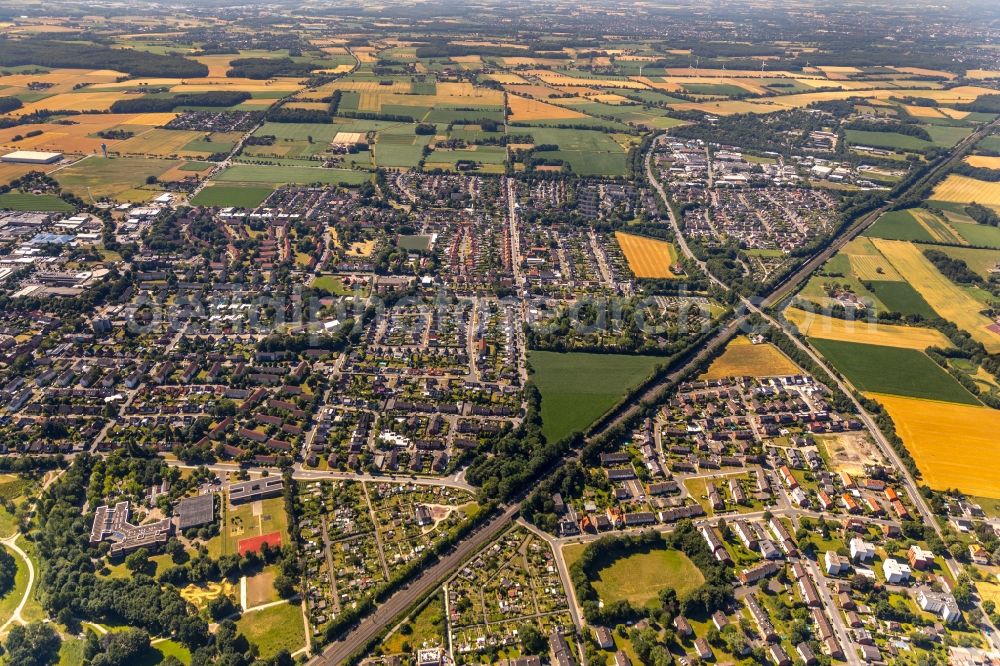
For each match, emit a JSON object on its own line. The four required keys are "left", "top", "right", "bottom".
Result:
{"left": 13, "top": 92, "right": 125, "bottom": 115}
{"left": 0, "top": 113, "right": 175, "bottom": 154}
{"left": 872, "top": 238, "right": 1000, "bottom": 352}
{"left": 904, "top": 104, "right": 945, "bottom": 118}
{"left": 194, "top": 55, "right": 237, "bottom": 77}
{"left": 701, "top": 336, "right": 802, "bottom": 380}
{"left": 966, "top": 70, "right": 1000, "bottom": 79}
{"left": 0, "top": 162, "right": 59, "bottom": 186}
{"left": 785, "top": 307, "right": 952, "bottom": 350}
{"left": 895, "top": 67, "right": 957, "bottom": 79}
{"left": 615, "top": 232, "right": 679, "bottom": 278}
{"left": 872, "top": 393, "right": 1000, "bottom": 498}
{"left": 965, "top": 155, "right": 1000, "bottom": 169}
{"left": 508, "top": 94, "right": 589, "bottom": 121}
{"left": 673, "top": 85, "right": 1000, "bottom": 116}
{"left": 932, "top": 174, "right": 1000, "bottom": 207}
{"left": 114, "top": 129, "right": 210, "bottom": 157}
{"left": 171, "top": 78, "right": 303, "bottom": 93}
{"left": 486, "top": 73, "right": 528, "bottom": 85}
{"left": 938, "top": 107, "right": 970, "bottom": 120}
{"left": 528, "top": 70, "right": 649, "bottom": 90}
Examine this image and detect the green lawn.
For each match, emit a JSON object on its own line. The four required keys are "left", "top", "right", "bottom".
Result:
{"left": 236, "top": 601, "right": 305, "bottom": 659}
{"left": 313, "top": 275, "right": 361, "bottom": 296}
{"left": 214, "top": 164, "right": 370, "bottom": 186}
{"left": 809, "top": 339, "right": 980, "bottom": 404}
{"left": 590, "top": 544, "right": 704, "bottom": 609}
{"left": 189, "top": 185, "right": 273, "bottom": 208}
{"left": 529, "top": 351, "right": 661, "bottom": 443}
{"left": 0, "top": 192, "right": 73, "bottom": 212}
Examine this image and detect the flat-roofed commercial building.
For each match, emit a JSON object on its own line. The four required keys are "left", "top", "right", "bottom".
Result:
{"left": 229, "top": 477, "right": 284, "bottom": 504}
{"left": 1, "top": 150, "right": 63, "bottom": 164}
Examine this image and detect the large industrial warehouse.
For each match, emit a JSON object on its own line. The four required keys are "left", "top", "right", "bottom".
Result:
{"left": 0, "top": 150, "right": 64, "bottom": 164}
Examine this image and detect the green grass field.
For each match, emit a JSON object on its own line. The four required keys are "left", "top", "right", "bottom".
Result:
{"left": 865, "top": 209, "right": 937, "bottom": 243}
{"left": 810, "top": 339, "right": 980, "bottom": 404}
{"left": 313, "top": 275, "right": 361, "bottom": 296}
{"left": 189, "top": 185, "right": 273, "bottom": 208}
{"left": 236, "top": 601, "right": 305, "bottom": 659}
{"left": 681, "top": 83, "right": 748, "bottom": 97}
{"left": 178, "top": 161, "right": 213, "bottom": 171}
{"left": 865, "top": 280, "right": 937, "bottom": 318}
{"left": 846, "top": 129, "right": 933, "bottom": 152}
{"left": 54, "top": 156, "right": 181, "bottom": 201}
{"left": 524, "top": 127, "right": 629, "bottom": 176}
{"left": 0, "top": 192, "right": 73, "bottom": 212}
{"left": 925, "top": 124, "right": 973, "bottom": 147}
{"left": 529, "top": 351, "right": 661, "bottom": 442}
{"left": 589, "top": 543, "right": 704, "bottom": 609}
{"left": 214, "top": 164, "right": 370, "bottom": 186}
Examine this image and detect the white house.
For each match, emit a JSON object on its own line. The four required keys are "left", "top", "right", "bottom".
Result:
{"left": 915, "top": 587, "right": 961, "bottom": 623}
{"left": 883, "top": 558, "right": 911, "bottom": 584}
{"left": 849, "top": 537, "right": 876, "bottom": 563}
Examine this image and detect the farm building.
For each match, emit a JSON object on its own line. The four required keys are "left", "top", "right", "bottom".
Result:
{"left": 1, "top": 150, "right": 63, "bottom": 164}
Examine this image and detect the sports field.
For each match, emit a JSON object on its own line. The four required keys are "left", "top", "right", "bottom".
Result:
{"left": 614, "top": 232, "right": 679, "bottom": 278}
{"left": 873, "top": 393, "right": 1000, "bottom": 497}
{"left": 219, "top": 496, "right": 288, "bottom": 557}
{"left": 871, "top": 239, "right": 1000, "bottom": 352}
{"left": 810, "top": 339, "right": 979, "bottom": 404}
{"left": 931, "top": 174, "right": 1000, "bottom": 207}
{"left": 701, "top": 336, "right": 801, "bottom": 379}
{"left": 590, "top": 546, "right": 704, "bottom": 609}
{"left": 529, "top": 351, "right": 661, "bottom": 443}
{"left": 785, "top": 307, "right": 951, "bottom": 350}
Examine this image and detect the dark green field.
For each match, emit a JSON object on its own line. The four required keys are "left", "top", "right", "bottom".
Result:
{"left": 865, "top": 209, "right": 936, "bottom": 243}
{"left": 866, "top": 281, "right": 937, "bottom": 318}
{"left": 529, "top": 351, "right": 661, "bottom": 443}
{"left": 0, "top": 192, "right": 73, "bottom": 212}
{"left": 189, "top": 185, "right": 273, "bottom": 208}
{"left": 846, "top": 129, "right": 932, "bottom": 152}
{"left": 809, "top": 339, "right": 979, "bottom": 404}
